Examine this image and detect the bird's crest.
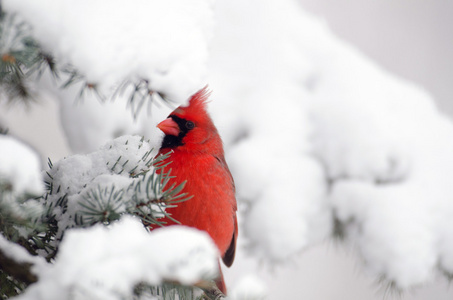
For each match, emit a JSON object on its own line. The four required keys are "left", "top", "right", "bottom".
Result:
{"left": 174, "top": 86, "right": 211, "bottom": 117}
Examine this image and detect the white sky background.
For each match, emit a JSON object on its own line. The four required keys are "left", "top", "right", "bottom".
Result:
{"left": 1, "top": 1, "right": 453, "bottom": 299}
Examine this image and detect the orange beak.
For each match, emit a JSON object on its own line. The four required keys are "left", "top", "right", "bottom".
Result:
{"left": 157, "top": 118, "right": 180, "bottom": 136}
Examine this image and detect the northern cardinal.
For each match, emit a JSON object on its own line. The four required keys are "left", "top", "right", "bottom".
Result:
{"left": 156, "top": 87, "right": 238, "bottom": 294}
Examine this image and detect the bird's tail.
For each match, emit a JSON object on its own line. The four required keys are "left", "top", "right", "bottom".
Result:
{"left": 215, "top": 260, "right": 227, "bottom": 295}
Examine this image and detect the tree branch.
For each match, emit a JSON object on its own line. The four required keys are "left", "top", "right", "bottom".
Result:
{"left": 0, "top": 247, "right": 37, "bottom": 285}
{"left": 196, "top": 280, "right": 227, "bottom": 300}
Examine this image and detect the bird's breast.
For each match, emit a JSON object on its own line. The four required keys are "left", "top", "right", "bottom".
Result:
{"left": 158, "top": 151, "right": 236, "bottom": 255}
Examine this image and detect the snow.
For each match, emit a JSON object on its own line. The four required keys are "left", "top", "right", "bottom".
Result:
{"left": 15, "top": 217, "right": 219, "bottom": 300}
{"left": 231, "top": 274, "right": 267, "bottom": 300}
{"left": 306, "top": 19, "right": 453, "bottom": 287}
{"left": 2, "top": 0, "right": 213, "bottom": 103}
{"left": 208, "top": 0, "right": 332, "bottom": 261}
{"left": 0, "top": 135, "right": 43, "bottom": 195}
{"left": 0, "top": 234, "right": 46, "bottom": 270}
{"left": 44, "top": 135, "right": 162, "bottom": 243}
{"left": 207, "top": 0, "right": 453, "bottom": 289}
{"left": 56, "top": 83, "right": 172, "bottom": 153}
{"left": 3, "top": 0, "right": 453, "bottom": 294}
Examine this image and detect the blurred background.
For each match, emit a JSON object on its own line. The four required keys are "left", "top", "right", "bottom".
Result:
{"left": 1, "top": 1, "right": 452, "bottom": 299}
{"left": 300, "top": 0, "right": 453, "bottom": 114}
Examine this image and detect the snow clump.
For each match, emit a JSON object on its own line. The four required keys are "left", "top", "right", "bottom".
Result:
{"left": 0, "top": 135, "right": 43, "bottom": 195}
{"left": 2, "top": 0, "right": 213, "bottom": 103}
{"left": 14, "top": 217, "right": 219, "bottom": 300}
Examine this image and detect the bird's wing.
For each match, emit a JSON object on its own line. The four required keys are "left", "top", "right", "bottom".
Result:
{"left": 214, "top": 155, "right": 237, "bottom": 208}
{"left": 214, "top": 154, "right": 238, "bottom": 267}
{"left": 222, "top": 213, "right": 238, "bottom": 267}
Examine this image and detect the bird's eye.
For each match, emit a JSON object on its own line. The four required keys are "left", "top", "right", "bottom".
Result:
{"left": 185, "top": 121, "right": 195, "bottom": 130}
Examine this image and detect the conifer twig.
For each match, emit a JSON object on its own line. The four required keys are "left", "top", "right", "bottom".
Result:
{"left": 196, "top": 280, "right": 227, "bottom": 300}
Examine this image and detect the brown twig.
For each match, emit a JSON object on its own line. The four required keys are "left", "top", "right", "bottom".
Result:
{"left": 0, "top": 247, "right": 38, "bottom": 285}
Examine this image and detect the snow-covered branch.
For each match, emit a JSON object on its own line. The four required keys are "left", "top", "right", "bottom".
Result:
{"left": 13, "top": 217, "right": 219, "bottom": 300}
{"left": 208, "top": 0, "right": 453, "bottom": 290}
{"left": 0, "top": 235, "right": 44, "bottom": 285}
{"left": 2, "top": 0, "right": 213, "bottom": 104}
{"left": 2, "top": 0, "right": 453, "bottom": 296}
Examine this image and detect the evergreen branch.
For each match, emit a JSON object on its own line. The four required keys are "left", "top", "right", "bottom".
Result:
{"left": 0, "top": 269, "right": 26, "bottom": 299}
{"left": 136, "top": 280, "right": 226, "bottom": 300}
{"left": 0, "top": 13, "right": 42, "bottom": 104}
{"left": 26, "top": 51, "right": 59, "bottom": 79}
{"left": 127, "top": 165, "right": 192, "bottom": 227}
{"left": 78, "top": 185, "right": 124, "bottom": 225}
{"left": 47, "top": 157, "right": 53, "bottom": 169}
{"left": 196, "top": 280, "right": 227, "bottom": 300}
{"left": 0, "top": 247, "right": 224, "bottom": 300}
{"left": 0, "top": 11, "right": 176, "bottom": 115}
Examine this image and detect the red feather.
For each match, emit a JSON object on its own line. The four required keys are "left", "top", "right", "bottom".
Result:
{"left": 155, "top": 87, "right": 238, "bottom": 294}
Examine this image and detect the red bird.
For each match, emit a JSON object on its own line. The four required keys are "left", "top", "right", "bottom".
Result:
{"left": 156, "top": 88, "right": 238, "bottom": 294}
